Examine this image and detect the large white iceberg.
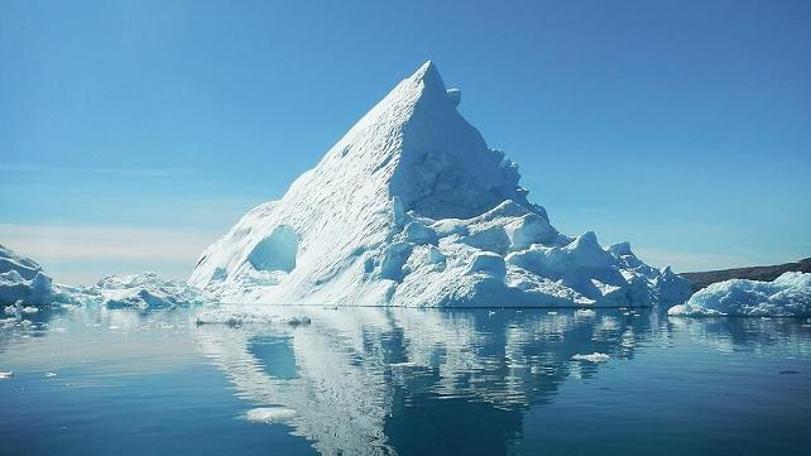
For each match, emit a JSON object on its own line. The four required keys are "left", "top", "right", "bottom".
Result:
{"left": 668, "top": 272, "right": 811, "bottom": 317}
{"left": 189, "top": 62, "right": 690, "bottom": 307}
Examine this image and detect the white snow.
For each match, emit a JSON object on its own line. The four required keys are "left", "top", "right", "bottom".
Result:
{"left": 571, "top": 352, "right": 610, "bottom": 363}
{"left": 245, "top": 407, "right": 298, "bottom": 424}
{"left": 188, "top": 61, "right": 691, "bottom": 307}
{"left": 668, "top": 272, "right": 811, "bottom": 317}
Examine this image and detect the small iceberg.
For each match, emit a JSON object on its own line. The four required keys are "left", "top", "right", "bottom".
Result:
{"left": 668, "top": 272, "right": 811, "bottom": 317}
{"left": 89, "top": 272, "right": 211, "bottom": 310}
{"left": 571, "top": 353, "right": 610, "bottom": 363}
{"left": 0, "top": 371, "right": 13, "bottom": 379}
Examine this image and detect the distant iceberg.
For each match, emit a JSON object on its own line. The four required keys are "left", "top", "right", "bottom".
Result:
{"left": 668, "top": 272, "right": 811, "bottom": 317}
{"left": 190, "top": 62, "right": 690, "bottom": 308}
{"left": 0, "top": 244, "right": 78, "bottom": 308}
{"left": 88, "top": 272, "right": 211, "bottom": 310}
{"left": 1, "top": 244, "right": 210, "bottom": 311}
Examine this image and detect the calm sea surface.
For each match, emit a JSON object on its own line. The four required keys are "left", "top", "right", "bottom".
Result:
{"left": 1, "top": 306, "right": 809, "bottom": 455}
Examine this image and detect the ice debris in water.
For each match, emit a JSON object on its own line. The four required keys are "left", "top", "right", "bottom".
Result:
{"left": 245, "top": 407, "right": 297, "bottom": 424}
{"left": 668, "top": 272, "right": 811, "bottom": 317}
{"left": 571, "top": 353, "right": 610, "bottom": 363}
{"left": 189, "top": 61, "right": 691, "bottom": 308}
{"left": 0, "top": 371, "right": 13, "bottom": 379}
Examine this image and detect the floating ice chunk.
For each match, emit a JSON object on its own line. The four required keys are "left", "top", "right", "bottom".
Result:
{"left": 668, "top": 272, "right": 811, "bottom": 317}
{"left": 0, "top": 371, "right": 13, "bottom": 379}
{"left": 245, "top": 407, "right": 297, "bottom": 424}
{"left": 45, "top": 372, "right": 57, "bottom": 378}
{"left": 575, "top": 309, "right": 596, "bottom": 318}
{"left": 571, "top": 353, "right": 610, "bottom": 363}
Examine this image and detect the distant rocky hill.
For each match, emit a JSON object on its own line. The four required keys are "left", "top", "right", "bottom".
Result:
{"left": 680, "top": 258, "right": 811, "bottom": 292}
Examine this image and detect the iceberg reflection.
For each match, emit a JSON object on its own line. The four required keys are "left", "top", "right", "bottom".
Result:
{"left": 195, "top": 307, "right": 661, "bottom": 455}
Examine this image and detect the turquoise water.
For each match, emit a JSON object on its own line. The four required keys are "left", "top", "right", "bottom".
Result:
{"left": 1, "top": 306, "right": 809, "bottom": 455}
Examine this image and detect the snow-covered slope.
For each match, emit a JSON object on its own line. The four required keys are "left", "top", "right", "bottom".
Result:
{"left": 668, "top": 272, "right": 811, "bottom": 317}
{"left": 190, "top": 61, "right": 689, "bottom": 307}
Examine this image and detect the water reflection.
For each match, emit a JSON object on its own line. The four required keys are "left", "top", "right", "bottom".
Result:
{"left": 195, "top": 307, "right": 666, "bottom": 455}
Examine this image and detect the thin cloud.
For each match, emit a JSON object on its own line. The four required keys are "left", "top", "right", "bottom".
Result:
{"left": 0, "top": 224, "right": 219, "bottom": 263}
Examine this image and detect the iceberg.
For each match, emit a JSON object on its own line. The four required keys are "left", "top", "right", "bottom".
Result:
{"left": 87, "top": 272, "right": 210, "bottom": 310}
{"left": 0, "top": 244, "right": 78, "bottom": 308}
{"left": 668, "top": 272, "right": 811, "bottom": 317}
{"left": 186, "top": 61, "right": 690, "bottom": 307}
{"left": 1, "top": 245, "right": 210, "bottom": 311}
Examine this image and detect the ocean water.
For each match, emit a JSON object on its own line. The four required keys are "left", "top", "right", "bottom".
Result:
{"left": 1, "top": 306, "right": 809, "bottom": 455}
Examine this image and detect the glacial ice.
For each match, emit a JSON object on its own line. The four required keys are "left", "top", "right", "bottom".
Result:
{"left": 1, "top": 244, "right": 210, "bottom": 311}
{"left": 668, "top": 272, "right": 811, "bottom": 317}
{"left": 0, "top": 244, "right": 78, "bottom": 308}
{"left": 89, "top": 272, "right": 209, "bottom": 310}
{"left": 189, "top": 61, "right": 690, "bottom": 308}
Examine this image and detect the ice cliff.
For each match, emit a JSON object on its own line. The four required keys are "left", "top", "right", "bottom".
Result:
{"left": 190, "top": 61, "right": 690, "bottom": 307}
{"left": 668, "top": 272, "right": 811, "bottom": 317}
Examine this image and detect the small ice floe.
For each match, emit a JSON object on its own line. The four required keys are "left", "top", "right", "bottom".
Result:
{"left": 0, "top": 371, "right": 13, "bottom": 379}
{"left": 45, "top": 371, "right": 57, "bottom": 378}
{"left": 21, "top": 306, "right": 39, "bottom": 314}
{"left": 571, "top": 353, "right": 610, "bottom": 363}
{"left": 547, "top": 311, "right": 558, "bottom": 315}
{"left": 575, "top": 309, "right": 596, "bottom": 318}
{"left": 488, "top": 310, "right": 496, "bottom": 317}
{"left": 245, "top": 407, "right": 297, "bottom": 424}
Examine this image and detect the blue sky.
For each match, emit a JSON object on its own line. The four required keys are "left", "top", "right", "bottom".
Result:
{"left": 1, "top": 0, "right": 809, "bottom": 285}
